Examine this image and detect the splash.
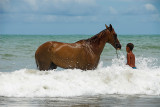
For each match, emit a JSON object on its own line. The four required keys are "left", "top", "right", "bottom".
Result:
{"left": 0, "top": 55, "right": 160, "bottom": 97}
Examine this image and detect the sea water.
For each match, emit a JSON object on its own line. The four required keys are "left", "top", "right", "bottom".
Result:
{"left": 0, "top": 34, "right": 160, "bottom": 106}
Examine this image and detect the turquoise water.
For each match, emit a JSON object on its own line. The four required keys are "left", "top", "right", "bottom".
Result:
{"left": 1, "top": 34, "right": 160, "bottom": 106}
{"left": 0, "top": 34, "right": 160, "bottom": 72}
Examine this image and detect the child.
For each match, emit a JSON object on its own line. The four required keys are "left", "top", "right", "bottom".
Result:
{"left": 126, "top": 43, "right": 136, "bottom": 69}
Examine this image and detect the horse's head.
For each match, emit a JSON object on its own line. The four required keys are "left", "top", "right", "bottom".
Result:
{"left": 105, "top": 24, "right": 121, "bottom": 50}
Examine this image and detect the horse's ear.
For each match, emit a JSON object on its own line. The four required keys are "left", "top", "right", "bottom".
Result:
{"left": 105, "top": 24, "right": 108, "bottom": 29}
{"left": 109, "top": 24, "right": 112, "bottom": 31}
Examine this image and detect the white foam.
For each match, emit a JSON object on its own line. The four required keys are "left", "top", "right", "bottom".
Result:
{"left": 0, "top": 55, "right": 160, "bottom": 97}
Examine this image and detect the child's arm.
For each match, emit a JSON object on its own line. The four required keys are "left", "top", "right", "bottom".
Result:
{"left": 127, "top": 53, "right": 131, "bottom": 65}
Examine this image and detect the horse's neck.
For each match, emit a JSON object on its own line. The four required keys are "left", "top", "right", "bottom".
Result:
{"left": 89, "top": 31, "right": 108, "bottom": 56}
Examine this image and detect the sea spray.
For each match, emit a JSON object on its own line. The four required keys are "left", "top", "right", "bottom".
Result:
{"left": 0, "top": 55, "right": 160, "bottom": 97}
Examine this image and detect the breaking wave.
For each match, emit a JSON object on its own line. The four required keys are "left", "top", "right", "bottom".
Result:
{"left": 0, "top": 55, "right": 160, "bottom": 97}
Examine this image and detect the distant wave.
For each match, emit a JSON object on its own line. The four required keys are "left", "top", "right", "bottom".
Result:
{"left": 0, "top": 55, "right": 160, "bottom": 97}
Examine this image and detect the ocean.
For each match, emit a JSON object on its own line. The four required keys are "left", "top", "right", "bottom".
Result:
{"left": 0, "top": 34, "right": 160, "bottom": 106}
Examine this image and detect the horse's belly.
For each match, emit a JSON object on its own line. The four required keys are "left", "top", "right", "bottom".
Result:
{"left": 50, "top": 43, "right": 99, "bottom": 70}
{"left": 51, "top": 53, "right": 99, "bottom": 70}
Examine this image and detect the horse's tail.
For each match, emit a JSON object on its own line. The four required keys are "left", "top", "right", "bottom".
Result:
{"left": 35, "top": 52, "right": 39, "bottom": 69}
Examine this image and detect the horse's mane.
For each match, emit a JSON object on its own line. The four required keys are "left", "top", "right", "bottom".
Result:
{"left": 76, "top": 29, "right": 107, "bottom": 44}
{"left": 85, "top": 29, "right": 106, "bottom": 43}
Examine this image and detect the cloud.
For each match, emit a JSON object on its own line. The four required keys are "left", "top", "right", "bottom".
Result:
{"left": 0, "top": 0, "right": 10, "bottom": 13}
{"left": 144, "top": 3, "right": 156, "bottom": 11}
{"left": 1, "top": 0, "right": 160, "bottom": 25}
{"left": 23, "top": 0, "right": 38, "bottom": 11}
{"left": 0, "top": 0, "right": 97, "bottom": 16}
{"left": 120, "top": 3, "right": 159, "bottom": 16}
{"left": 108, "top": 7, "right": 117, "bottom": 15}
{"left": 0, "top": 0, "right": 100, "bottom": 24}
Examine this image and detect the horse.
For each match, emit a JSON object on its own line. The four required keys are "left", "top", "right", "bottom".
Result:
{"left": 35, "top": 24, "right": 121, "bottom": 71}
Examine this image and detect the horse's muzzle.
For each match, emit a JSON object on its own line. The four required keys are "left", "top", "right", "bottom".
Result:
{"left": 116, "top": 44, "right": 121, "bottom": 50}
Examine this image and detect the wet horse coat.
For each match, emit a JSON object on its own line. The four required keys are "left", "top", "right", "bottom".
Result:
{"left": 35, "top": 24, "right": 121, "bottom": 70}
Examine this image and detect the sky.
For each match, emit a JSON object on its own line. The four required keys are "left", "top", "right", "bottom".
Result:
{"left": 0, "top": 0, "right": 160, "bottom": 35}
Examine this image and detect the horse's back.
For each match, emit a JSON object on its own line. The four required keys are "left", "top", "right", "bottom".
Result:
{"left": 36, "top": 41, "right": 83, "bottom": 55}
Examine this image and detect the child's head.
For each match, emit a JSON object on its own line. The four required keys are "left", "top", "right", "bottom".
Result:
{"left": 126, "top": 43, "right": 134, "bottom": 52}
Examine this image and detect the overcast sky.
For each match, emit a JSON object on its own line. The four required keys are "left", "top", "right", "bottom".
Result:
{"left": 0, "top": 0, "right": 160, "bottom": 35}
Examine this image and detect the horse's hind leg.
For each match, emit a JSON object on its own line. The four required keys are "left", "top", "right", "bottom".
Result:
{"left": 37, "top": 60, "right": 51, "bottom": 71}
{"left": 49, "top": 62, "right": 57, "bottom": 70}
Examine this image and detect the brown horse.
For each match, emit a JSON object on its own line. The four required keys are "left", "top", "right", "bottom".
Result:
{"left": 35, "top": 24, "right": 121, "bottom": 71}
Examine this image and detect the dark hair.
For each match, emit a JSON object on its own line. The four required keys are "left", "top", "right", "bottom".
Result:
{"left": 127, "top": 43, "right": 134, "bottom": 51}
